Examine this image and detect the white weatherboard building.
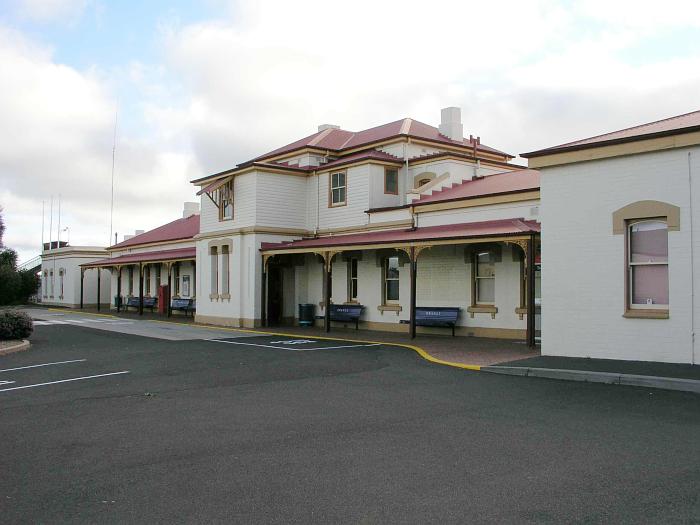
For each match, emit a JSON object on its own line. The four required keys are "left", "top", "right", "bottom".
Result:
{"left": 192, "top": 108, "right": 541, "bottom": 344}
{"left": 523, "top": 110, "right": 700, "bottom": 364}
{"left": 40, "top": 244, "right": 110, "bottom": 308}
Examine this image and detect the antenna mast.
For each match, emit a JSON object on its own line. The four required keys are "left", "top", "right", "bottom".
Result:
{"left": 109, "top": 108, "right": 118, "bottom": 246}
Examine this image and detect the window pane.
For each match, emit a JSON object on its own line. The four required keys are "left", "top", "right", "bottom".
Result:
{"left": 351, "top": 280, "right": 357, "bottom": 299}
{"left": 386, "top": 257, "right": 399, "bottom": 278}
{"left": 386, "top": 280, "right": 399, "bottom": 301}
{"left": 351, "top": 259, "right": 358, "bottom": 279}
{"left": 339, "top": 188, "right": 345, "bottom": 203}
{"left": 476, "top": 251, "right": 495, "bottom": 277}
{"left": 630, "top": 221, "right": 668, "bottom": 263}
{"left": 632, "top": 265, "right": 669, "bottom": 305}
{"left": 385, "top": 169, "right": 398, "bottom": 193}
{"left": 477, "top": 278, "right": 495, "bottom": 303}
{"left": 338, "top": 172, "right": 345, "bottom": 186}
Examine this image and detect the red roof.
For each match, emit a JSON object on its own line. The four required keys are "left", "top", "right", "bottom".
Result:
{"left": 261, "top": 218, "right": 539, "bottom": 252}
{"left": 416, "top": 169, "right": 540, "bottom": 205}
{"left": 82, "top": 247, "right": 196, "bottom": 267}
{"left": 254, "top": 118, "right": 512, "bottom": 162}
{"left": 523, "top": 109, "right": 700, "bottom": 157}
{"left": 110, "top": 214, "right": 199, "bottom": 249}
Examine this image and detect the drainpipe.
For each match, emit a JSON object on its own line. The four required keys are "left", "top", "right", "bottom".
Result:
{"left": 689, "top": 151, "right": 696, "bottom": 365}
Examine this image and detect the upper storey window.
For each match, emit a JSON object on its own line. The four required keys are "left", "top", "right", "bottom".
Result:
{"left": 384, "top": 168, "right": 398, "bottom": 195}
{"left": 329, "top": 172, "right": 346, "bottom": 207}
{"left": 218, "top": 180, "right": 234, "bottom": 221}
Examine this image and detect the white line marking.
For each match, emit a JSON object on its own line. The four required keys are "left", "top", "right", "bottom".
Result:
{"left": 291, "top": 343, "right": 382, "bottom": 351}
{"left": 64, "top": 319, "right": 87, "bottom": 324}
{"left": 33, "top": 321, "right": 53, "bottom": 326}
{"left": 0, "top": 359, "right": 87, "bottom": 373}
{"left": 207, "top": 339, "right": 382, "bottom": 351}
{"left": 0, "top": 371, "right": 130, "bottom": 393}
{"left": 0, "top": 380, "right": 15, "bottom": 385}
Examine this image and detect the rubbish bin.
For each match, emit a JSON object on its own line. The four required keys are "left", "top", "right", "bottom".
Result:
{"left": 114, "top": 296, "right": 122, "bottom": 308}
{"left": 298, "top": 303, "right": 315, "bottom": 327}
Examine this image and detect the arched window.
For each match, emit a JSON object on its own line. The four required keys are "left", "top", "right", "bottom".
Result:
{"left": 628, "top": 220, "right": 668, "bottom": 310}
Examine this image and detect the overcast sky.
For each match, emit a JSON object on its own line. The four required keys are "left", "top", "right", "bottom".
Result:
{"left": 2, "top": 0, "right": 699, "bottom": 262}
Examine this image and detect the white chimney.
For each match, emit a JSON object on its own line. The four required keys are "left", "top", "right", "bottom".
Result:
{"left": 183, "top": 201, "right": 200, "bottom": 218}
{"left": 135, "top": 230, "right": 145, "bottom": 236}
{"left": 124, "top": 234, "right": 134, "bottom": 241}
{"left": 438, "top": 107, "right": 463, "bottom": 142}
{"left": 318, "top": 124, "right": 340, "bottom": 132}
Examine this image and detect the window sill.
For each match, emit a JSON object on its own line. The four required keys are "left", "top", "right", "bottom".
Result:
{"left": 220, "top": 293, "right": 231, "bottom": 300}
{"left": 515, "top": 307, "right": 526, "bottom": 320}
{"left": 344, "top": 300, "right": 360, "bottom": 305}
{"left": 468, "top": 305, "right": 498, "bottom": 319}
{"left": 209, "top": 293, "right": 219, "bottom": 300}
{"left": 329, "top": 203, "right": 347, "bottom": 208}
{"left": 623, "top": 309, "right": 669, "bottom": 319}
{"left": 378, "top": 304, "right": 402, "bottom": 314}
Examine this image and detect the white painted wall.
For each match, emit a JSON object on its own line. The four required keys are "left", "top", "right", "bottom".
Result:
{"left": 40, "top": 248, "right": 110, "bottom": 308}
{"left": 540, "top": 146, "right": 700, "bottom": 364}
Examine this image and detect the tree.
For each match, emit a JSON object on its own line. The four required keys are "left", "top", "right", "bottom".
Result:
{"left": 0, "top": 248, "right": 17, "bottom": 270}
{"left": 0, "top": 206, "right": 4, "bottom": 248}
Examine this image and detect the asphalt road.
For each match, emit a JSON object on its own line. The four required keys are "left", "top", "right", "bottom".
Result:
{"left": 1, "top": 321, "right": 698, "bottom": 524}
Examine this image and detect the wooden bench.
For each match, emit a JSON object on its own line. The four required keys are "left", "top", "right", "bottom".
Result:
{"left": 329, "top": 304, "right": 364, "bottom": 330}
{"left": 125, "top": 296, "right": 157, "bottom": 313}
{"left": 171, "top": 298, "right": 195, "bottom": 317}
{"left": 402, "top": 307, "right": 460, "bottom": 336}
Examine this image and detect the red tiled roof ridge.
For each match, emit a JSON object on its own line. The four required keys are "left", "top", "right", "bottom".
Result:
{"left": 415, "top": 168, "right": 540, "bottom": 205}
{"left": 109, "top": 214, "right": 199, "bottom": 249}
{"left": 523, "top": 108, "right": 700, "bottom": 157}
{"left": 557, "top": 108, "right": 700, "bottom": 148}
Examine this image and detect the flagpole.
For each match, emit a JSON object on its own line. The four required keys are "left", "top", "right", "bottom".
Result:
{"left": 109, "top": 108, "right": 118, "bottom": 246}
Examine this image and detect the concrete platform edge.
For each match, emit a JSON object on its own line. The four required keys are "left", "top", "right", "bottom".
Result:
{"left": 481, "top": 366, "right": 700, "bottom": 393}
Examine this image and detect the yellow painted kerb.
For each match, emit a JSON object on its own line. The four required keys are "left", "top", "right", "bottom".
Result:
{"left": 47, "top": 308, "right": 482, "bottom": 371}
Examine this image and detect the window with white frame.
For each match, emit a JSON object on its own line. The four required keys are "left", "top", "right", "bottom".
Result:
{"left": 210, "top": 247, "right": 218, "bottom": 296}
{"left": 628, "top": 220, "right": 669, "bottom": 309}
{"left": 49, "top": 270, "right": 54, "bottom": 297}
{"left": 383, "top": 256, "right": 400, "bottom": 303}
{"left": 59, "top": 269, "right": 64, "bottom": 298}
{"left": 348, "top": 258, "right": 358, "bottom": 301}
{"left": 222, "top": 245, "right": 230, "bottom": 295}
{"left": 474, "top": 251, "right": 496, "bottom": 305}
{"left": 218, "top": 180, "right": 234, "bottom": 220}
{"left": 330, "top": 172, "right": 346, "bottom": 206}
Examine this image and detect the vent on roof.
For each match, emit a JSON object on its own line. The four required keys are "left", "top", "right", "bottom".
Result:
{"left": 318, "top": 124, "right": 340, "bottom": 132}
{"left": 439, "top": 107, "right": 463, "bottom": 142}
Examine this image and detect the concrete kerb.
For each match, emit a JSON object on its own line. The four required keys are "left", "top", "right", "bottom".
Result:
{"left": 482, "top": 366, "right": 700, "bottom": 394}
{"left": 0, "top": 340, "right": 31, "bottom": 356}
{"left": 46, "top": 308, "right": 482, "bottom": 371}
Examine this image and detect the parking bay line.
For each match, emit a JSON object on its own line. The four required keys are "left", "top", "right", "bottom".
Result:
{"left": 207, "top": 339, "right": 382, "bottom": 351}
{"left": 0, "top": 371, "right": 130, "bottom": 393}
{"left": 0, "top": 359, "right": 87, "bottom": 373}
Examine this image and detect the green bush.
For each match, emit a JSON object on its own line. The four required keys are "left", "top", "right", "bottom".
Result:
{"left": 0, "top": 310, "right": 33, "bottom": 340}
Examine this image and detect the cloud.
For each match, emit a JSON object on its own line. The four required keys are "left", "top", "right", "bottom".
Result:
{"left": 11, "top": 0, "right": 88, "bottom": 23}
{"left": 0, "top": 26, "right": 197, "bottom": 262}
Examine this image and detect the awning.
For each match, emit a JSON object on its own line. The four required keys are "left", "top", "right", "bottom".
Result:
{"left": 261, "top": 218, "right": 540, "bottom": 254}
{"left": 196, "top": 176, "right": 231, "bottom": 196}
{"left": 81, "top": 247, "right": 196, "bottom": 268}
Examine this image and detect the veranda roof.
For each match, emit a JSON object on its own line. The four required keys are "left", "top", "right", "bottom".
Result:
{"left": 261, "top": 218, "right": 540, "bottom": 254}
{"left": 81, "top": 247, "right": 196, "bottom": 268}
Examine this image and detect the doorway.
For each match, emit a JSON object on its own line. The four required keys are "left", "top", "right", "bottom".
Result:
{"left": 267, "top": 265, "right": 283, "bottom": 326}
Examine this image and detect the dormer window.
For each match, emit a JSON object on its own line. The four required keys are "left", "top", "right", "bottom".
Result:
{"left": 384, "top": 168, "right": 398, "bottom": 195}
{"left": 329, "top": 172, "right": 346, "bottom": 207}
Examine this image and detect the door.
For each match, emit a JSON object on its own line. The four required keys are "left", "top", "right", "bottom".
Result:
{"left": 267, "top": 266, "right": 283, "bottom": 326}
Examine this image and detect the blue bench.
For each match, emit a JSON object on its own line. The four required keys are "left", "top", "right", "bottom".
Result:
{"left": 125, "top": 296, "right": 157, "bottom": 312}
{"left": 329, "top": 304, "right": 364, "bottom": 330}
{"left": 403, "top": 307, "right": 460, "bottom": 336}
{"left": 171, "top": 298, "right": 195, "bottom": 317}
